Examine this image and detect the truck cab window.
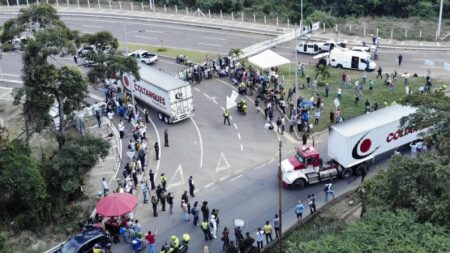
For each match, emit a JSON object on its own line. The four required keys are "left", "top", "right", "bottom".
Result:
{"left": 307, "top": 157, "right": 316, "bottom": 165}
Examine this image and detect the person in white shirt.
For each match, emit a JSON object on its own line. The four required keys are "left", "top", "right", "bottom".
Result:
{"left": 210, "top": 215, "right": 217, "bottom": 239}
{"left": 118, "top": 120, "right": 125, "bottom": 139}
{"left": 102, "top": 178, "right": 109, "bottom": 197}
{"left": 255, "top": 227, "right": 264, "bottom": 250}
{"left": 314, "top": 110, "right": 321, "bottom": 125}
{"left": 410, "top": 142, "right": 418, "bottom": 158}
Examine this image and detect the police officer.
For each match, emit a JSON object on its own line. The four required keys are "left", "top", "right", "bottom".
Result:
{"left": 160, "top": 173, "right": 167, "bottom": 191}
{"left": 223, "top": 110, "right": 231, "bottom": 126}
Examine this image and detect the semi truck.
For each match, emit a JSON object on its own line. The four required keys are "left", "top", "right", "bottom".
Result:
{"left": 122, "top": 63, "right": 194, "bottom": 124}
{"left": 281, "top": 105, "right": 422, "bottom": 189}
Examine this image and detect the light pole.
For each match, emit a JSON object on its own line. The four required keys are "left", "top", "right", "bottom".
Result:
{"left": 437, "top": 0, "right": 444, "bottom": 39}
{"left": 294, "top": 23, "right": 298, "bottom": 102}
{"left": 277, "top": 140, "right": 283, "bottom": 253}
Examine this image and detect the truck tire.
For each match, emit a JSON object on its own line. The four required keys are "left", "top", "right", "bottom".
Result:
{"left": 337, "top": 64, "right": 343, "bottom": 69}
{"left": 340, "top": 167, "right": 352, "bottom": 179}
{"left": 292, "top": 179, "right": 306, "bottom": 190}
{"left": 158, "top": 112, "right": 163, "bottom": 121}
{"left": 164, "top": 115, "right": 170, "bottom": 124}
{"left": 354, "top": 162, "right": 369, "bottom": 176}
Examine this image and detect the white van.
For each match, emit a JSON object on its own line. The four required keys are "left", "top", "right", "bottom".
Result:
{"left": 327, "top": 48, "right": 376, "bottom": 71}
{"left": 296, "top": 42, "right": 320, "bottom": 55}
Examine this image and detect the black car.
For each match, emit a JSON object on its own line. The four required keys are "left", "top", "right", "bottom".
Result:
{"left": 52, "top": 228, "right": 111, "bottom": 253}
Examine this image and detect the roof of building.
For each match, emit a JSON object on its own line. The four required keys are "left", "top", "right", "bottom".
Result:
{"left": 331, "top": 105, "right": 417, "bottom": 137}
{"left": 138, "top": 63, "right": 189, "bottom": 91}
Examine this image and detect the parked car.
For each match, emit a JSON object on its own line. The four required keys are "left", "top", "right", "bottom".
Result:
{"left": 128, "top": 49, "right": 158, "bottom": 64}
{"left": 77, "top": 45, "right": 96, "bottom": 57}
{"left": 296, "top": 42, "right": 320, "bottom": 55}
{"left": 48, "top": 228, "right": 111, "bottom": 253}
{"left": 317, "top": 41, "right": 337, "bottom": 52}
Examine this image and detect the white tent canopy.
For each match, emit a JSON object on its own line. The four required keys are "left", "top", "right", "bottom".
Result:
{"left": 248, "top": 49, "right": 290, "bottom": 69}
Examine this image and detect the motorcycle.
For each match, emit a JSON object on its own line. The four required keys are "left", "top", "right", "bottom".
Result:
{"left": 160, "top": 234, "right": 190, "bottom": 253}
{"left": 237, "top": 102, "right": 247, "bottom": 115}
{"left": 176, "top": 55, "right": 193, "bottom": 66}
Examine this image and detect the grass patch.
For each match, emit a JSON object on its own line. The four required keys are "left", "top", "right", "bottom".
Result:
{"left": 267, "top": 63, "right": 446, "bottom": 133}
{"left": 119, "top": 43, "right": 212, "bottom": 63}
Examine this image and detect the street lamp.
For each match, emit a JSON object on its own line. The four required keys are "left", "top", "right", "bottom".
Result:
{"left": 437, "top": 0, "right": 444, "bottom": 39}
{"left": 277, "top": 140, "right": 283, "bottom": 253}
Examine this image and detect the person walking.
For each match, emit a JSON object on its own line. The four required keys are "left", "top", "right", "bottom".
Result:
{"left": 192, "top": 201, "right": 200, "bottom": 226}
{"left": 295, "top": 200, "right": 305, "bottom": 223}
{"left": 263, "top": 221, "right": 273, "bottom": 244}
{"left": 73, "top": 54, "right": 78, "bottom": 64}
{"left": 181, "top": 190, "right": 190, "bottom": 212}
{"left": 144, "top": 109, "right": 149, "bottom": 123}
{"left": 376, "top": 66, "right": 383, "bottom": 79}
{"left": 336, "top": 87, "right": 342, "bottom": 100}
{"left": 255, "top": 228, "right": 264, "bottom": 250}
{"left": 307, "top": 194, "right": 316, "bottom": 214}
{"left": 160, "top": 190, "right": 166, "bottom": 211}
{"left": 102, "top": 178, "right": 109, "bottom": 197}
{"left": 166, "top": 192, "right": 174, "bottom": 214}
{"left": 314, "top": 110, "right": 320, "bottom": 125}
{"left": 273, "top": 214, "right": 280, "bottom": 238}
{"left": 118, "top": 120, "right": 125, "bottom": 139}
{"left": 151, "top": 196, "right": 158, "bottom": 217}
{"left": 222, "top": 227, "right": 230, "bottom": 251}
{"left": 201, "top": 201, "right": 210, "bottom": 222}
{"left": 223, "top": 110, "right": 231, "bottom": 126}
{"left": 95, "top": 109, "right": 101, "bottom": 128}
{"left": 164, "top": 129, "right": 169, "bottom": 147}
{"left": 302, "top": 133, "right": 309, "bottom": 146}
{"left": 141, "top": 181, "right": 149, "bottom": 204}
{"left": 324, "top": 181, "right": 335, "bottom": 201}
{"left": 201, "top": 220, "right": 212, "bottom": 241}
{"left": 210, "top": 214, "right": 218, "bottom": 239}
{"left": 160, "top": 173, "right": 167, "bottom": 191}
{"left": 154, "top": 142, "right": 159, "bottom": 160}
{"left": 149, "top": 170, "right": 156, "bottom": 190}
{"left": 188, "top": 176, "right": 195, "bottom": 197}
{"left": 360, "top": 166, "right": 367, "bottom": 183}
{"left": 145, "top": 230, "right": 157, "bottom": 253}
{"left": 398, "top": 54, "right": 403, "bottom": 66}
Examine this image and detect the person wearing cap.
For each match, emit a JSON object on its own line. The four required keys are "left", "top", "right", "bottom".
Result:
{"left": 295, "top": 200, "right": 305, "bottom": 223}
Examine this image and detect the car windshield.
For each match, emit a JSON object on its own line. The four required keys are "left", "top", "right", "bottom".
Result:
{"left": 295, "top": 153, "right": 305, "bottom": 163}
{"left": 60, "top": 240, "right": 78, "bottom": 253}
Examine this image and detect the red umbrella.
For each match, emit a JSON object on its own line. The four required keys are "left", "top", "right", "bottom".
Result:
{"left": 96, "top": 193, "right": 138, "bottom": 217}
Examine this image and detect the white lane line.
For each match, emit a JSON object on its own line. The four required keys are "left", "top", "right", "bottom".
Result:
{"left": 190, "top": 116, "right": 204, "bottom": 168}
{"left": 198, "top": 42, "right": 223, "bottom": 48}
{"left": 240, "top": 144, "right": 244, "bottom": 151}
{"left": 203, "top": 93, "right": 211, "bottom": 99}
{"left": 144, "top": 30, "right": 164, "bottom": 34}
{"left": 194, "top": 87, "right": 200, "bottom": 92}
{"left": 206, "top": 186, "right": 218, "bottom": 192}
{"left": 213, "top": 100, "right": 218, "bottom": 104}
{"left": 82, "top": 25, "right": 103, "bottom": 28}
{"left": 135, "top": 35, "right": 159, "bottom": 40}
{"left": 229, "top": 116, "right": 233, "bottom": 120}
{"left": 220, "top": 176, "right": 230, "bottom": 181}
{"left": 0, "top": 73, "right": 21, "bottom": 77}
{"left": 254, "top": 164, "right": 265, "bottom": 170}
{"left": 202, "top": 36, "right": 226, "bottom": 41}
{"left": 237, "top": 133, "right": 241, "bottom": 140}
{"left": 194, "top": 189, "right": 200, "bottom": 193}
{"left": 204, "top": 182, "right": 215, "bottom": 188}
{"left": 230, "top": 174, "right": 243, "bottom": 182}
{"left": 220, "top": 106, "right": 225, "bottom": 111}
{"left": 137, "top": 107, "right": 161, "bottom": 173}
{"left": 234, "top": 123, "right": 238, "bottom": 129}
{"left": 0, "top": 90, "right": 13, "bottom": 99}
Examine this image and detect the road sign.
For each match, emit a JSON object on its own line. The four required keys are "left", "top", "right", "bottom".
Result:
{"left": 216, "top": 152, "right": 231, "bottom": 172}
{"left": 168, "top": 164, "right": 185, "bottom": 189}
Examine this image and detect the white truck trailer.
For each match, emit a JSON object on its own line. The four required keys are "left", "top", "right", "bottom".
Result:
{"left": 122, "top": 63, "right": 194, "bottom": 124}
{"left": 281, "top": 105, "right": 422, "bottom": 189}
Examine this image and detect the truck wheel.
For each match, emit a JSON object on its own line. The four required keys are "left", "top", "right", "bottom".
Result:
{"left": 340, "top": 167, "right": 352, "bottom": 179}
{"left": 292, "top": 179, "right": 306, "bottom": 190}
{"left": 164, "top": 116, "right": 170, "bottom": 124}
{"left": 355, "top": 163, "right": 369, "bottom": 176}
{"left": 158, "top": 113, "right": 163, "bottom": 121}
{"left": 337, "top": 64, "right": 343, "bottom": 69}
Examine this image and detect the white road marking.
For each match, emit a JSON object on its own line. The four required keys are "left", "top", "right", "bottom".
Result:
{"left": 216, "top": 152, "right": 231, "bottom": 172}
{"left": 0, "top": 73, "right": 21, "bottom": 77}
{"left": 230, "top": 174, "right": 243, "bottom": 182}
{"left": 237, "top": 133, "right": 241, "bottom": 140}
{"left": 137, "top": 106, "right": 161, "bottom": 173}
{"left": 205, "top": 186, "right": 217, "bottom": 192}
{"left": 229, "top": 116, "right": 233, "bottom": 120}
{"left": 194, "top": 87, "right": 200, "bottom": 92}
{"left": 168, "top": 164, "right": 185, "bottom": 189}
{"left": 202, "top": 36, "right": 226, "bottom": 41}
{"left": 82, "top": 25, "right": 103, "bottom": 28}
{"left": 213, "top": 100, "right": 218, "bottom": 104}
{"left": 240, "top": 144, "right": 244, "bottom": 151}
{"left": 203, "top": 93, "right": 211, "bottom": 99}
{"left": 220, "top": 176, "right": 230, "bottom": 181}
{"left": 234, "top": 123, "right": 238, "bottom": 129}
{"left": 135, "top": 35, "right": 159, "bottom": 40}
{"left": 254, "top": 164, "right": 265, "bottom": 170}
{"left": 194, "top": 189, "right": 200, "bottom": 193}
{"left": 190, "top": 116, "right": 204, "bottom": 168}
{"left": 198, "top": 42, "right": 223, "bottom": 48}
{"left": 0, "top": 90, "right": 12, "bottom": 99}
{"left": 204, "top": 182, "right": 215, "bottom": 188}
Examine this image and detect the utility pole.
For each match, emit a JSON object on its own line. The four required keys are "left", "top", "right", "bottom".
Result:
{"left": 278, "top": 140, "right": 283, "bottom": 253}
{"left": 295, "top": 23, "right": 298, "bottom": 102}
{"left": 437, "top": 0, "right": 444, "bottom": 39}
{"left": 300, "top": 0, "right": 303, "bottom": 31}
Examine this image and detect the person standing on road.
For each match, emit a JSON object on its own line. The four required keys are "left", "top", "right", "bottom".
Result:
{"left": 281, "top": 116, "right": 285, "bottom": 135}
{"left": 145, "top": 230, "right": 157, "bottom": 253}
{"left": 166, "top": 192, "right": 174, "bottom": 214}
{"left": 376, "top": 66, "right": 383, "bottom": 79}
{"left": 160, "top": 173, "right": 167, "bottom": 191}
{"left": 141, "top": 181, "right": 148, "bottom": 204}
{"left": 102, "top": 178, "right": 109, "bottom": 197}
{"left": 149, "top": 170, "right": 156, "bottom": 190}
{"left": 223, "top": 110, "right": 231, "bottom": 126}
{"left": 181, "top": 190, "right": 190, "bottom": 214}
{"left": 164, "top": 129, "right": 169, "bottom": 147}
{"left": 263, "top": 221, "right": 273, "bottom": 244}
{"left": 192, "top": 201, "right": 200, "bottom": 226}
{"left": 95, "top": 109, "right": 101, "bottom": 128}
{"left": 324, "top": 181, "right": 335, "bottom": 201}
{"left": 398, "top": 54, "right": 403, "bottom": 66}
{"left": 255, "top": 227, "right": 264, "bottom": 250}
{"left": 118, "top": 120, "right": 125, "bottom": 139}
{"left": 201, "top": 220, "right": 212, "bottom": 241}
{"left": 276, "top": 117, "right": 282, "bottom": 134}
{"left": 73, "top": 54, "right": 78, "bottom": 64}
{"left": 160, "top": 190, "right": 166, "bottom": 211}
{"left": 273, "top": 214, "right": 280, "bottom": 238}
{"left": 295, "top": 200, "right": 305, "bottom": 223}
{"left": 151, "top": 196, "right": 158, "bottom": 217}
{"left": 154, "top": 142, "right": 159, "bottom": 160}
{"left": 210, "top": 214, "right": 218, "bottom": 239}
{"left": 144, "top": 109, "right": 149, "bottom": 123}
{"left": 181, "top": 200, "right": 190, "bottom": 222}
{"left": 307, "top": 194, "right": 316, "bottom": 214}
{"left": 201, "top": 201, "right": 210, "bottom": 222}
{"left": 188, "top": 176, "right": 195, "bottom": 197}
{"left": 156, "top": 185, "right": 163, "bottom": 203}
{"left": 222, "top": 227, "right": 230, "bottom": 251}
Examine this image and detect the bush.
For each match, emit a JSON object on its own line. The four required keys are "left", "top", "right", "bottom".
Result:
{"left": 2, "top": 42, "right": 14, "bottom": 52}
{"left": 305, "top": 10, "right": 336, "bottom": 28}
{"left": 156, "top": 47, "right": 167, "bottom": 52}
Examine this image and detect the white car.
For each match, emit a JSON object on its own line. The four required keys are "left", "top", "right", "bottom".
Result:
{"left": 351, "top": 46, "right": 375, "bottom": 53}
{"left": 296, "top": 42, "right": 320, "bottom": 55}
{"left": 77, "top": 45, "right": 96, "bottom": 57}
{"left": 128, "top": 49, "right": 158, "bottom": 64}
{"left": 317, "top": 41, "right": 337, "bottom": 52}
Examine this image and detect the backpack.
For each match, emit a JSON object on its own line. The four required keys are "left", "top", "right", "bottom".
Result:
{"left": 324, "top": 185, "right": 329, "bottom": 192}
{"left": 190, "top": 207, "right": 196, "bottom": 215}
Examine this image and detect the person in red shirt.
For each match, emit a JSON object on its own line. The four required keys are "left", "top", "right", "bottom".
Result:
{"left": 145, "top": 231, "right": 157, "bottom": 253}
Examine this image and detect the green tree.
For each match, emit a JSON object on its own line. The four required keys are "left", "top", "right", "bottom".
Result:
{"left": 314, "top": 65, "right": 331, "bottom": 87}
